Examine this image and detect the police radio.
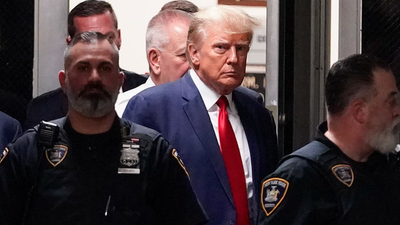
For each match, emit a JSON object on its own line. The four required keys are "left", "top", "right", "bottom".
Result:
{"left": 38, "top": 121, "right": 59, "bottom": 148}
{"left": 22, "top": 121, "right": 60, "bottom": 224}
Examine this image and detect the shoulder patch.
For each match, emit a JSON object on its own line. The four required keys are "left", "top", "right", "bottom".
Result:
{"left": 0, "top": 148, "right": 9, "bottom": 164}
{"left": 46, "top": 145, "right": 68, "bottom": 167}
{"left": 331, "top": 164, "right": 353, "bottom": 187}
{"left": 172, "top": 149, "right": 189, "bottom": 177}
{"left": 261, "top": 178, "right": 289, "bottom": 216}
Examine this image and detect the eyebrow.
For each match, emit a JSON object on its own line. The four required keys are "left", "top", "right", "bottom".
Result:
{"left": 104, "top": 31, "right": 115, "bottom": 37}
{"left": 75, "top": 61, "right": 90, "bottom": 66}
{"left": 98, "top": 61, "right": 114, "bottom": 66}
{"left": 74, "top": 60, "right": 114, "bottom": 67}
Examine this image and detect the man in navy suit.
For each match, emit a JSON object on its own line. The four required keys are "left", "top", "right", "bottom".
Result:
{"left": 24, "top": 0, "right": 147, "bottom": 130}
{"left": 123, "top": 6, "right": 278, "bottom": 225}
{"left": 0, "top": 111, "right": 22, "bottom": 151}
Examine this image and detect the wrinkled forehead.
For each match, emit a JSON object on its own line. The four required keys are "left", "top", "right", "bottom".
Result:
{"left": 67, "top": 40, "right": 118, "bottom": 66}
{"left": 203, "top": 22, "right": 252, "bottom": 40}
{"left": 74, "top": 12, "right": 118, "bottom": 35}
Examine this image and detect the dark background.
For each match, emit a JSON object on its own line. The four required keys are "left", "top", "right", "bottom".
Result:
{"left": 0, "top": 0, "right": 33, "bottom": 124}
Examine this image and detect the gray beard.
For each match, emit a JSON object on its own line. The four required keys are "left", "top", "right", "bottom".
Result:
{"left": 366, "top": 119, "right": 400, "bottom": 154}
{"left": 67, "top": 87, "right": 119, "bottom": 118}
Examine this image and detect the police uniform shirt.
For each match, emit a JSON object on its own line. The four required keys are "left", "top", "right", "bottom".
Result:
{"left": 0, "top": 116, "right": 207, "bottom": 225}
{"left": 259, "top": 122, "right": 400, "bottom": 225}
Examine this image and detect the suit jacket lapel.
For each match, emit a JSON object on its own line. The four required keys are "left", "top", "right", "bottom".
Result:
{"left": 233, "top": 90, "right": 261, "bottom": 193}
{"left": 181, "top": 73, "right": 235, "bottom": 206}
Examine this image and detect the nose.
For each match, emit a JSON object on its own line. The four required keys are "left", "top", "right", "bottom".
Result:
{"left": 88, "top": 69, "right": 101, "bottom": 82}
{"left": 227, "top": 46, "right": 238, "bottom": 64}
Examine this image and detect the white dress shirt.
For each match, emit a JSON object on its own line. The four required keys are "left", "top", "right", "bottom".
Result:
{"left": 189, "top": 69, "right": 254, "bottom": 202}
{"left": 115, "top": 78, "right": 155, "bottom": 117}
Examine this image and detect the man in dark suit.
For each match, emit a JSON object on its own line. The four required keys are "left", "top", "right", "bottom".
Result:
{"left": 123, "top": 6, "right": 279, "bottom": 225}
{"left": 24, "top": 0, "right": 146, "bottom": 130}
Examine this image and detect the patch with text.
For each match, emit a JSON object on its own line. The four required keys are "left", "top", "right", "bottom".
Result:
{"left": 46, "top": 145, "right": 68, "bottom": 167}
{"left": 331, "top": 164, "right": 353, "bottom": 187}
{"left": 261, "top": 178, "right": 289, "bottom": 216}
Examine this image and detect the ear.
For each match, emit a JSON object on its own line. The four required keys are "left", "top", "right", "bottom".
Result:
{"left": 187, "top": 43, "right": 200, "bottom": 66}
{"left": 59, "top": 70, "right": 67, "bottom": 93}
{"left": 148, "top": 48, "right": 161, "bottom": 75}
{"left": 351, "top": 100, "right": 368, "bottom": 124}
{"left": 117, "top": 29, "right": 122, "bottom": 50}
{"left": 118, "top": 71, "right": 124, "bottom": 87}
{"left": 66, "top": 36, "right": 72, "bottom": 44}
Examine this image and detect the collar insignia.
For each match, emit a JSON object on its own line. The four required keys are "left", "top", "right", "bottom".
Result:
{"left": 46, "top": 145, "right": 68, "bottom": 167}
{"left": 261, "top": 178, "right": 289, "bottom": 216}
{"left": 0, "top": 148, "right": 9, "bottom": 164}
{"left": 331, "top": 164, "right": 354, "bottom": 187}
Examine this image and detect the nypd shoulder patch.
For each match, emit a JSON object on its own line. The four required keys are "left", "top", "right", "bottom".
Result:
{"left": 0, "top": 148, "right": 9, "bottom": 164}
{"left": 46, "top": 145, "right": 68, "bottom": 167}
{"left": 172, "top": 149, "right": 189, "bottom": 177}
{"left": 261, "top": 177, "right": 289, "bottom": 216}
{"left": 331, "top": 164, "right": 353, "bottom": 187}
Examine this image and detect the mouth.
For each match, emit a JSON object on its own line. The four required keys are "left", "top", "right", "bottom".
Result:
{"left": 79, "top": 88, "right": 109, "bottom": 99}
{"left": 85, "top": 89, "right": 104, "bottom": 94}
{"left": 223, "top": 71, "right": 238, "bottom": 76}
{"left": 392, "top": 120, "right": 400, "bottom": 133}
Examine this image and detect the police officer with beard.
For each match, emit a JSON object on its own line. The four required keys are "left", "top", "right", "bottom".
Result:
{"left": 0, "top": 31, "right": 206, "bottom": 225}
{"left": 259, "top": 54, "right": 400, "bottom": 225}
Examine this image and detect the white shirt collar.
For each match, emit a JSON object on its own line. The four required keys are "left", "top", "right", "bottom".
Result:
{"left": 189, "top": 69, "right": 234, "bottom": 112}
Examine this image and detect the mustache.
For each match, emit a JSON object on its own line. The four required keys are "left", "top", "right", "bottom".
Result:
{"left": 78, "top": 82, "right": 110, "bottom": 98}
{"left": 391, "top": 117, "right": 400, "bottom": 132}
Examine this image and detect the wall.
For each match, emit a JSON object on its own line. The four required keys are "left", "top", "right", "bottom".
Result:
{"left": 68, "top": 0, "right": 266, "bottom": 74}
{"left": 34, "top": 0, "right": 266, "bottom": 95}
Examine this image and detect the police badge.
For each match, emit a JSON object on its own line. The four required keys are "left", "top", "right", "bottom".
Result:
{"left": 261, "top": 178, "right": 289, "bottom": 216}
{"left": 118, "top": 137, "right": 141, "bottom": 174}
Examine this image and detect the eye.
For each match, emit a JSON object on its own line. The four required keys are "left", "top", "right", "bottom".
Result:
{"left": 393, "top": 94, "right": 400, "bottom": 106}
{"left": 101, "top": 66, "right": 112, "bottom": 72}
{"left": 78, "top": 66, "right": 89, "bottom": 71}
{"left": 236, "top": 45, "right": 249, "bottom": 56}
{"left": 387, "top": 93, "right": 400, "bottom": 107}
{"left": 214, "top": 44, "right": 227, "bottom": 53}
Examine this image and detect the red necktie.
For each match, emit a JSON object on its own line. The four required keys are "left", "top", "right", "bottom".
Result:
{"left": 217, "top": 96, "right": 250, "bottom": 225}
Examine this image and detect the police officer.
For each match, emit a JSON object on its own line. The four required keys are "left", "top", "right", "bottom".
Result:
{"left": 0, "top": 31, "right": 207, "bottom": 225}
{"left": 259, "top": 54, "right": 400, "bottom": 225}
